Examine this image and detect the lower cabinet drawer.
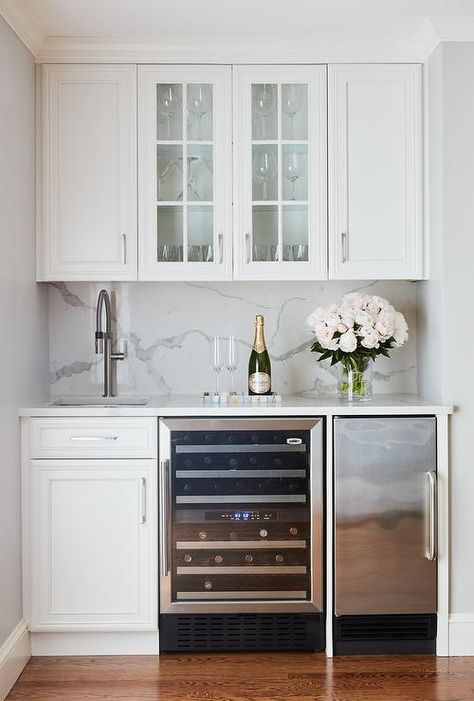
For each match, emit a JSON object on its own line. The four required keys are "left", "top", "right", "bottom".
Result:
{"left": 30, "top": 417, "right": 157, "bottom": 458}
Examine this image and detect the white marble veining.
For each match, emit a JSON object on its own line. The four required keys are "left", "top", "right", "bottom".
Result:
{"left": 48, "top": 280, "right": 418, "bottom": 397}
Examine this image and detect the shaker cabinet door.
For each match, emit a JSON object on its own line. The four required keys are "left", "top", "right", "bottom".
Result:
{"left": 138, "top": 65, "right": 232, "bottom": 280}
{"left": 328, "top": 64, "right": 423, "bottom": 280}
{"left": 27, "top": 460, "right": 157, "bottom": 630}
{"left": 37, "top": 65, "right": 138, "bottom": 281}
{"left": 233, "top": 65, "right": 328, "bottom": 281}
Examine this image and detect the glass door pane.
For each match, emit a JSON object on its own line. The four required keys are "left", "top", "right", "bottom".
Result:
{"left": 250, "top": 81, "right": 309, "bottom": 266}
{"left": 156, "top": 82, "right": 215, "bottom": 264}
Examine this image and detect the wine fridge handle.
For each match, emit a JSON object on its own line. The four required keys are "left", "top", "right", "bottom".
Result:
{"left": 245, "top": 232, "right": 251, "bottom": 264}
{"left": 160, "top": 459, "right": 170, "bottom": 577}
{"left": 426, "top": 471, "right": 437, "bottom": 561}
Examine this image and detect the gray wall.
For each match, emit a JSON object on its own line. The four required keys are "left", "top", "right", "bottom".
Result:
{"left": 0, "top": 18, "right": 49, "bottom": 645}
{"left": 418, "top": 42, "right": 474, "bottom": 616}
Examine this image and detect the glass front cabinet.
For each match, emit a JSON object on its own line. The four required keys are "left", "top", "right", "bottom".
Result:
{"left": 233, "top": 66, "right": 327, "bottom": 280}
{"left": 139, "top": 66, "right": 233, "bottom": 280}
{"left": 138, "top": 64, "right": 327, "bottom": 281}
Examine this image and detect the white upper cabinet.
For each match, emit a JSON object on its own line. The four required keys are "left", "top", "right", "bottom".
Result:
{"left": 37, "top": 65, "right": 138, "bottom": 281}
{"left": 328, "top": 64, "right": 423, "bottom": 280}
{"left": 138, "top": 66, "right": 232, "bottom": 280}
{"left": 233, "top": 66, "right": 327, "bottom": 280}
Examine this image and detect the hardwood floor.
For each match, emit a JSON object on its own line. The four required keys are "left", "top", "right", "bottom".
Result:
{"left": 7, "top": 652, "right": 474, "bottom": 700}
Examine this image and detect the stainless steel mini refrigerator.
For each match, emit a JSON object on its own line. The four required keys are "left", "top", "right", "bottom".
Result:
{"left": 334, "top": 416, "right": 437, "bottom": 655}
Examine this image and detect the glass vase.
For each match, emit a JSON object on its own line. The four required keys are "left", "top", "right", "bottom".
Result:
{"left": 337, "top": 359, "right": 373, "bottom": 402}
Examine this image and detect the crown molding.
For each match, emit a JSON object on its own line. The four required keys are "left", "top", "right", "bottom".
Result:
{"left": 430, "top": 17, "right": 474, "bottom": 42}
{"left": 2, "top": 6, "right": 474, "bottom": 65}
{"left": 36, "top": 36, "right": 433, "bottom": 64}
{"left": 0, "top": 0, "right": 43, "bottom": 56}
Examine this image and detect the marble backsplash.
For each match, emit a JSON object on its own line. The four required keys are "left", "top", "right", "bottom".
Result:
{"left": 48, "top": 280, "right": 418, "bottom": 397}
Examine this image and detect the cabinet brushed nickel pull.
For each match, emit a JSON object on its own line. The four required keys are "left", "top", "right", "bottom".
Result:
{"left": 140, "top": 477, "right": 147, "bottom": 524}
{"left": 69, "top": 435, "right": 118, "bottom": 441}
{"left": 121, "top": 233, "right": 127, "bottom": 265}
{"left": 217, "top": 233, "right": 223, "bottom": 264}
{"left": 245, "top": 232, "right": 251, "bottom": 263}
{"left": 341, "top": 232, "right": 348, "bottom": 263}
{"left": 160, "top": 459, "right": 170, "bottom": 576}
{"left": 426, "top": 471, "right": 437, "bottom": 561}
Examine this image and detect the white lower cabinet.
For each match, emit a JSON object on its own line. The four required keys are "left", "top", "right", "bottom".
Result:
{"left": 26, "top": 459, "right": 157, "bottom": 631}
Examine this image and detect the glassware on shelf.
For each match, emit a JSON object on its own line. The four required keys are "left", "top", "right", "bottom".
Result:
{"left": 158, "top": 244, "right": 183, "bottom": 262}
{"left": 187, "top": 84, "right": 211, "bottom": 140}
{"left": 253, "top": 84, "right": 276, "bottom": 139}
{"left": 202, "top": 244, "right": 213, "bottom": 262}
{"left": 292, "top": 243, "right": 308, "bottom": 261}
{"left": 252, "top": 151, "right": 277, "bottom": 201}
{"left": 226, "top": 336, "right": 239, "bottom": 394}
{"left": 210, "top": 336, "right": 224, "bottom": 394}
{"left": 158, "top": 85, "right": 179, "bottom": 139}
{"left": 282, "top": 85, "right": 303, "bottom": 140}
{"left": 188, "top": 245, "right": 203, "bottom": 262}
{"left": 283, "top": 151, "right": 304, "bottom": 200}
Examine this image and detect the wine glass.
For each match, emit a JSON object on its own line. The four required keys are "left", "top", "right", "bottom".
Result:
{"left": 159, "top": 85, "right": 179, "bottom": 139}
{"left": 253, "top": 150, "right": 277, "bottom": 201}
{"left": 253, "top": 84, "right": 276, "bottom": 139}
{"left": 210, "top": 336, "right": 223, "bottom": 394}
{"left": 283, "top": 151, "right": 304, "bottom": 200}
{"left": 188, "top": 84, "right": 211, "bottom": 140}
{"left": 282, "top": 85, "right": 303, "bottom": 140}
{"left": 226, "top": 336, "right": 239, "bottom": 394}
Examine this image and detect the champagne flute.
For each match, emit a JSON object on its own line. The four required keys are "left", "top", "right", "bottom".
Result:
{"left": 210, "top": 336, "right": 223, "bottom": 394}
{"left": 282, "top": 85, "right": 303, "bottom": 140}
{"left": 159, "top": 85, "right": 179, "bottom": 139}
{"left": 226, "top": 336, "right": 239, "bottom": 394}
{"left": 253, "top": 150, "right": 277, "bottom": 201}
{"left": 188, "top": 84, "right": 211, "bottom": 140}
{"left": 283, "top": 151, "right": 303, "bottom": 200}
{"left": 253, "top": 84, "right": 276, "bottom": 139}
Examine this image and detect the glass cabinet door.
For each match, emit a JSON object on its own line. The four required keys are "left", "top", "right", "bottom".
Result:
{"left": 233, "top": 66, "right": 327, "bottom": 280}
{"left": 139, "top": 66, "right": 232, "bottom": 280}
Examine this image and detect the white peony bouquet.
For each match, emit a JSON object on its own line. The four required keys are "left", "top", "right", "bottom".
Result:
{"left": 306, "top": 293, "right": 408, "bottom": 398}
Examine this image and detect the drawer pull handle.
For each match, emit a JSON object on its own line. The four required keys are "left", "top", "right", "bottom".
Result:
{"left": 69, "top": 435, "right": 119, "bottom": 442}
{"left": 140, "top": 477, "right": 147, "bottom": 524}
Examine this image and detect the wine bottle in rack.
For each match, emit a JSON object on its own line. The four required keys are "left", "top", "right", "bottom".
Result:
{"left": 248, "top": 315, "right": 272, "bottom": 395}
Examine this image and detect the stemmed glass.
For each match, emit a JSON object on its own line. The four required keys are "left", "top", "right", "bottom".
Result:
{"left": 159, "top": 85, "right": 179, "bottom": 139}
{"left": 226, "top": 336, "right": 239, "bottom": 394}
{"left": 188, "top": 84, "right": 210, "bottom": 140}
{"left": 254, "top": 84, "right": 276, "bottom": 139}
{"left": 282, "top": 85, "right": 302, "bottom": 140}
{"left": 210, "top": 336, "right": 223, "bottom": 394}
{"left": 283, "top": 152, "right": 303, "bottom": 200}
{"left": 253, "top": 151, "right": 277, "bottom": 201}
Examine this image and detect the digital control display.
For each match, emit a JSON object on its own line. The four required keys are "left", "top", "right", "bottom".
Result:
{"left": 213, "top": 510, "right": 275, "bottom": 521}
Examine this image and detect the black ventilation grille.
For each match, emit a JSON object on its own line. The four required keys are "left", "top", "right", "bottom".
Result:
{"left": 160, "top": 613, "right": 324, "bottom": 652}
{"left": 334, "top": 614, "right": 437, "bottom": 656}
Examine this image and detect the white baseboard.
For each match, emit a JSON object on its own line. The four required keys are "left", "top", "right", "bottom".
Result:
{"left": 0, "top": 620, "right": 30, "bottom": 701}
{"left": 30, "top": 631, "right": 159, "bottom": 656}
{"left": 449, "top": 615, "right": 474, "bottom": 655}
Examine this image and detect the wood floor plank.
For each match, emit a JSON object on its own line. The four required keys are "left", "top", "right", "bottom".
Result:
{"left": 7, "top": 653, "right": 474, "bottom": 701}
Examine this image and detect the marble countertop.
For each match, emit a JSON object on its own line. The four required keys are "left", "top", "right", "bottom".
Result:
{"left": 19, "top": 394, "right": 453, "bottom": 417}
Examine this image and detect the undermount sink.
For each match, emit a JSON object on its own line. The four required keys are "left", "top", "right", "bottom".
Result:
{"left": 50, "top": 397, "right": 149, "bottom": 407}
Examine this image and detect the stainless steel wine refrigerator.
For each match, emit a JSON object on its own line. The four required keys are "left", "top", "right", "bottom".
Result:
{"left": 158, "top": 417, "right": 324, "bottom": 652}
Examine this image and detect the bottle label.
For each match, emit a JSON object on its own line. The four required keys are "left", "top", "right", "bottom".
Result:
{"left": 249, "top": 372, "right": 271, "bottom": 394}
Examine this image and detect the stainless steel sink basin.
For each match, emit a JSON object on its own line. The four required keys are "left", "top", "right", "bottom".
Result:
{"left": 50, "top": 397, "right": 149, "bottom": 407}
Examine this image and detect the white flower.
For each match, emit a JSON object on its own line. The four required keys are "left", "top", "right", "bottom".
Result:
{"left": 372, "top": 295, "right": 394, "bottom": 313}
{"left": 375, "top": 310, "right": 395, "bottom": 340}
{"left": 337, "top": 323, "right": 348, "bottom": 333}
{"left": 359, "top": 326, "right": 380, "bottom": 349}
{"left": 362, "top": 297, "right": 381, "bottom": 317}
{"left": 355, "top": 309, "right": 373, "bottom": 327}
{"left": 325, "top": 312, "right": 341, "bottom": 329}
{"left": 342, "top": 292, "right": 364, "bottom": 309}
{"left": 338, "top": 330, "right": 358, "bottom": 353}
{"left": 392, "top": 311, "right": 408, "bottom": 346}
{"left": 314, "top": 322, "right": 336, "bottom": 349}
{"left": 306, "top": 307, "right": 327, "bottom": 331}
{"left": 339, "top": 308, "right": 355, "bottom": 329}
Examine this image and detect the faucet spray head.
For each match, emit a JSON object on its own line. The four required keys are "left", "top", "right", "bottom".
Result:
{"left": 95, "top": 332, "right": 104, "bottom": 355}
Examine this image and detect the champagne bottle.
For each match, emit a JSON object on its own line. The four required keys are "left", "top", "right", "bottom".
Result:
{"left": 248, "top": 315, "right": 272, "bottom": 395}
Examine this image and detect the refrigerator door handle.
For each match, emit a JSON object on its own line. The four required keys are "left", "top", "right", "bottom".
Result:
{"left": 160, "top": 459, "right": 171, "bottom": 577}
{"left": 426, "top": 471, "right": 437, "bottom": 561}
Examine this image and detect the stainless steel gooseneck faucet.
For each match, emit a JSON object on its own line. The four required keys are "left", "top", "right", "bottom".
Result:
{"left": 95, "top": 289, "right": 124, "bottom": 397}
